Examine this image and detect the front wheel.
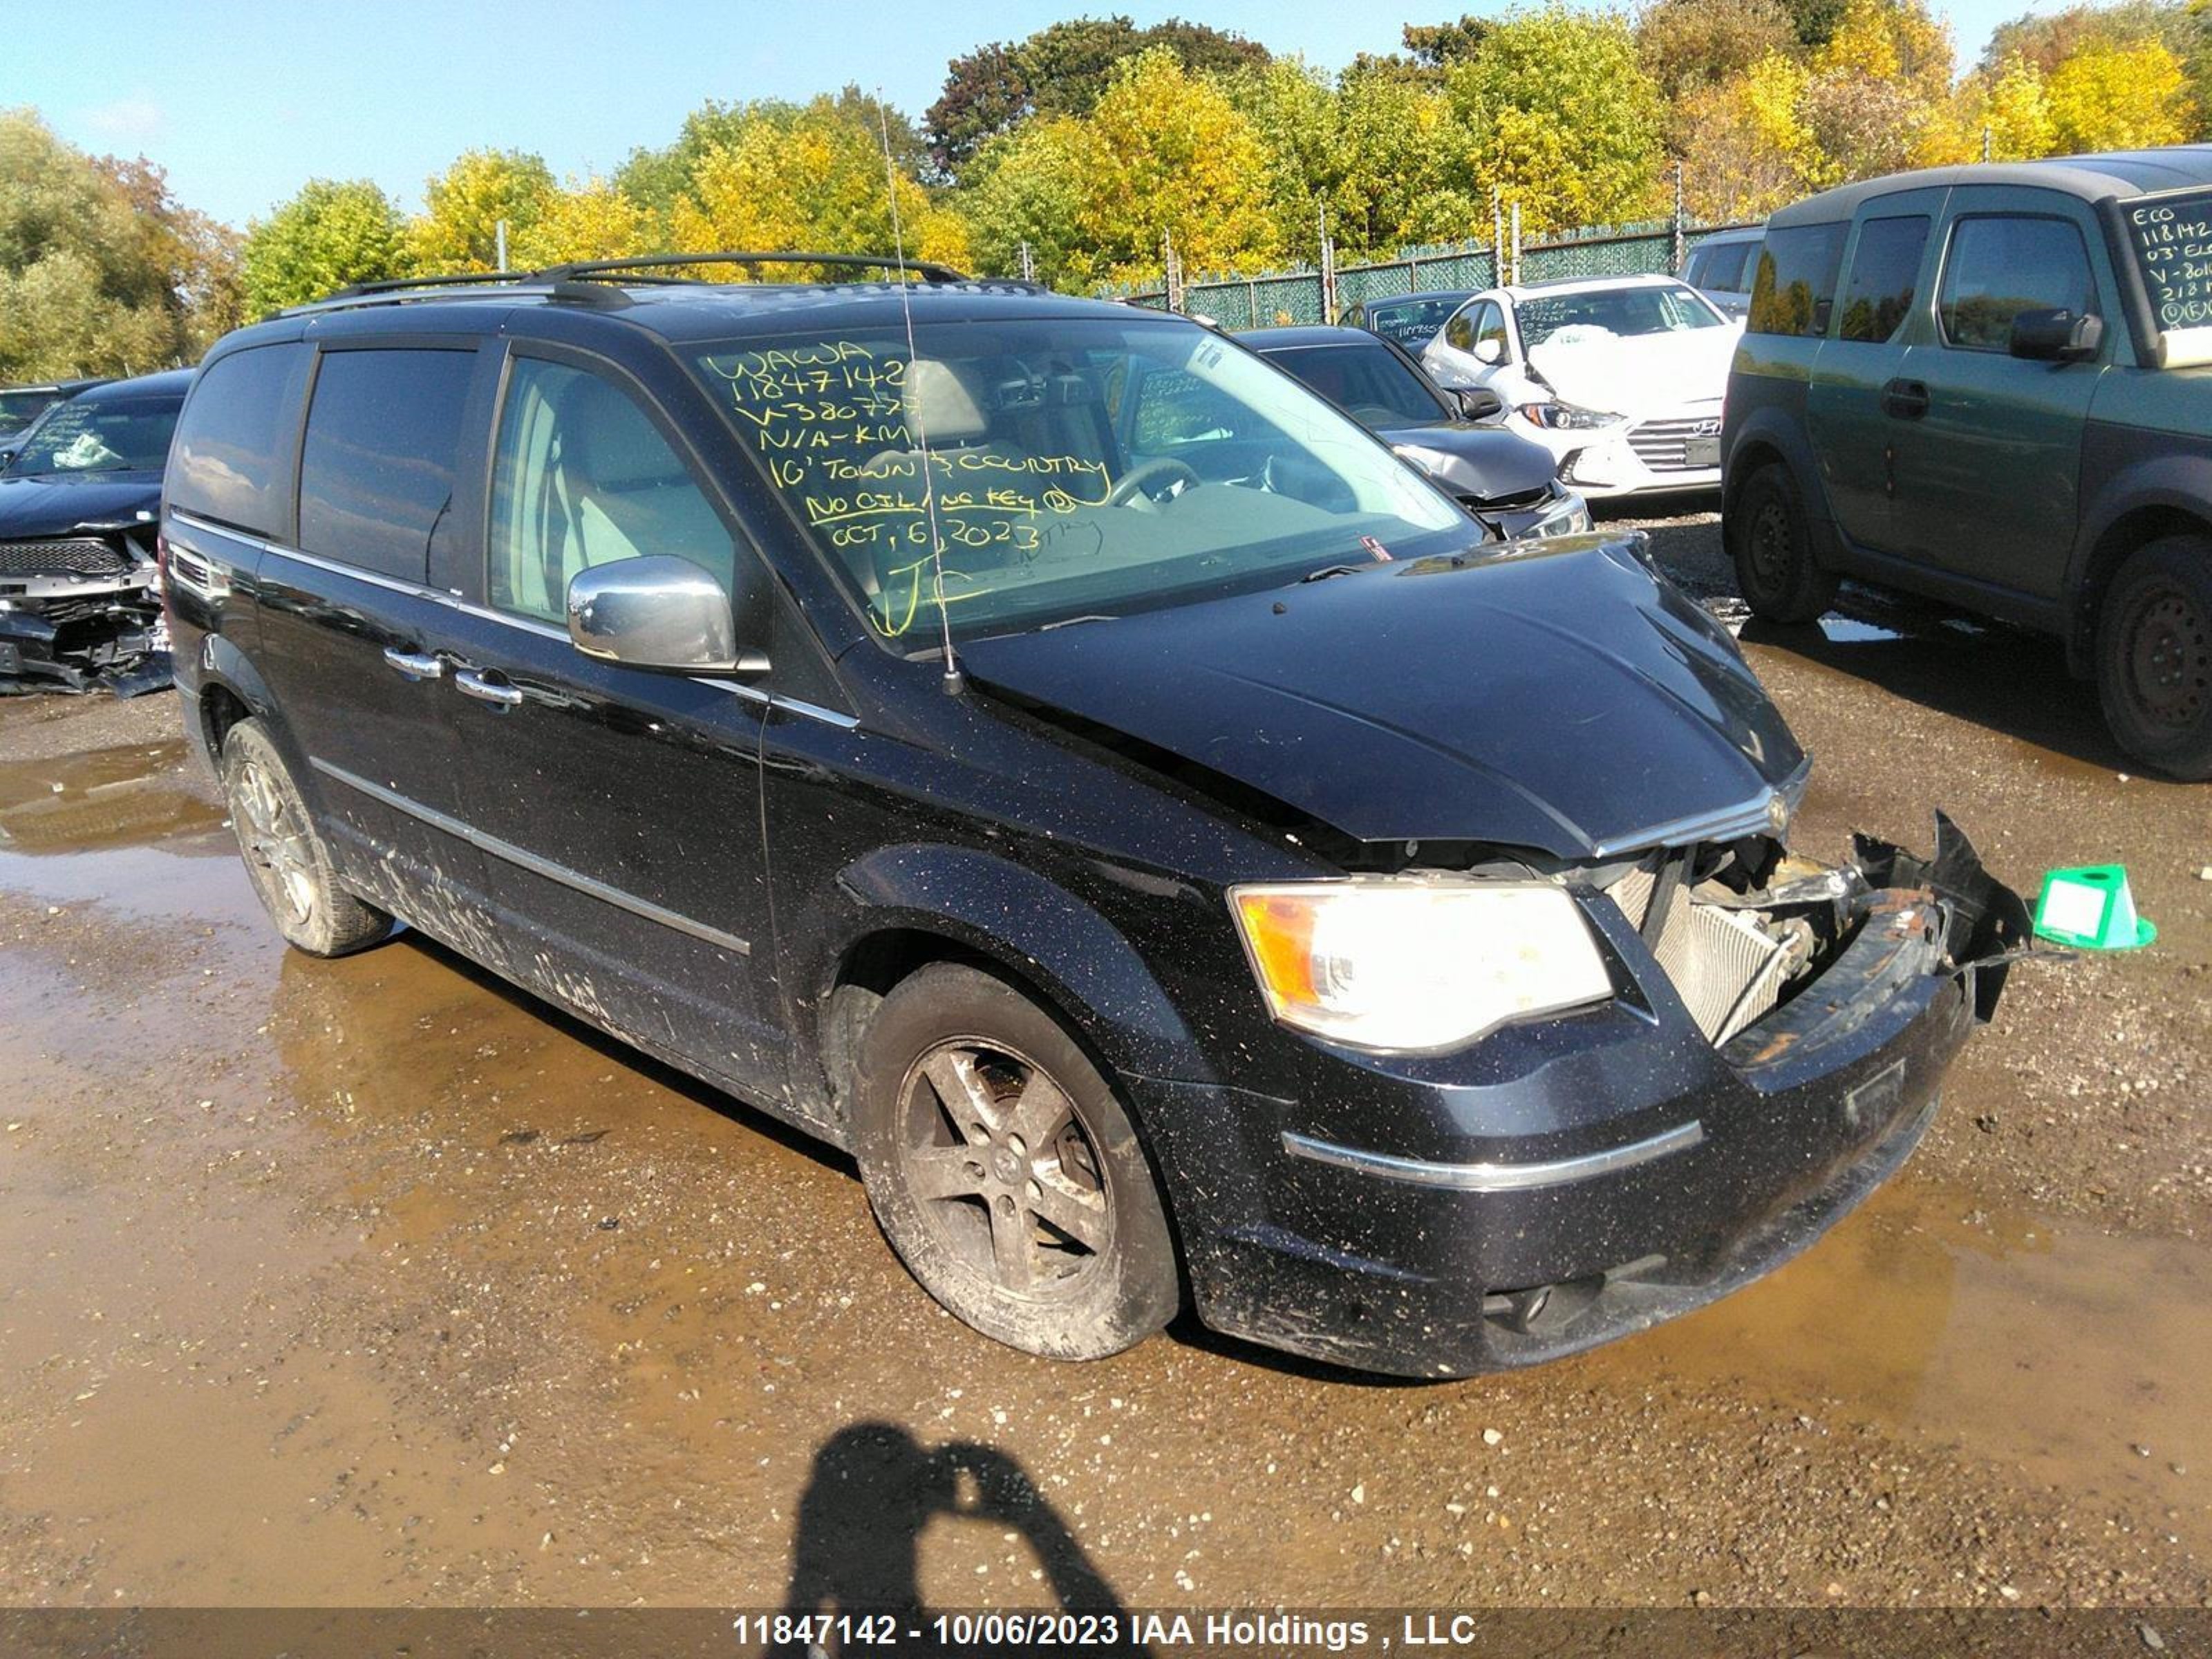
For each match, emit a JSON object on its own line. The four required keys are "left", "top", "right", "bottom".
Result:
{"left": 220, "top": 720, "right": 393, "bottom": 956}
{"left": 2096, "top": 535, "right": 2212, "bottom": 780}
{"left": 1729, "top": 463, "right": 1838, "bottom": 624}
{"left": 852, "top": 964, "right": 1179, "bottom": 1360}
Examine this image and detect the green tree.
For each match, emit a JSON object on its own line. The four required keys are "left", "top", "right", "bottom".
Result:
{"left": 0, "top": 109, "right": 216, "bottom": 377}
{"left": 1447, "top": 8, "right": 1668, "bottom": 233}
{"left": 240, "top": 178, "right": 407, "bottom": 316}
{"left": 410, "top": 148, "right": 556, "bottom": 272}
{"left": 924, "top": 16, "right": 1266, "bottom": 174}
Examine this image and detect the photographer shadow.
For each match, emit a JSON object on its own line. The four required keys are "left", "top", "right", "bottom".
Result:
{"left": 773, "top": 1423, "right": 1148, "bottom": 1656}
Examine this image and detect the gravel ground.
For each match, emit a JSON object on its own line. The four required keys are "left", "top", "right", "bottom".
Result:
{"left": 1, "top": 522, "right": 2206, "bottom": 1631}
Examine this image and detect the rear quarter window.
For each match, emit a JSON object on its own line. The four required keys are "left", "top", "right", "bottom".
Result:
{"left": 168, "top": 344, "right": 312, "bottom": 537}
{"left": 297, "top": 348, "right": 476, "bottom": 583}
{"left": 1748, "top": 223, "right": 1847, "bottom": 337}
{"left": 1837, "top": 216, "right": 1931, "bottom": 344}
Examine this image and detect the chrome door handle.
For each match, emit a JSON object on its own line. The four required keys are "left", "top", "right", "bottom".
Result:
{"left": 453, "top": 667, "right": 524, "bottom": 709}
{"left": 382, "top": 646, "right": 444, "bottom": 681}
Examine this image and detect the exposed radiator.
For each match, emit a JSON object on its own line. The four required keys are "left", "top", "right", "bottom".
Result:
{"left": 1606, "top": 868, "right": 1797, "bottom": 1044}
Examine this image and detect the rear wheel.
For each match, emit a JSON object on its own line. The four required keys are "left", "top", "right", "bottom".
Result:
{"left": 2097, "top": 535, "right": 2212, "bottom": 780}
{"left": 220, "top": 720, "right": 392, "bottom": 956}
{"left": 852, "top": 963, "right": 1179, "bottom": 1360}
{"left": 1730, "top": 463, "right": 1838, "bottom": 624}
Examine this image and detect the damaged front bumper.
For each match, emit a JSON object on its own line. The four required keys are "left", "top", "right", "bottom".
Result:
{"left": 1136, "top": 816, "right": 2032, "bottom": 1377}
{"left": 0, "top": 537, "right": 171, "bottom": 695}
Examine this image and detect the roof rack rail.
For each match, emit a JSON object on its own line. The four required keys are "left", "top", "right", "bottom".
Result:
{"left": 538, "top": 251, "right": 971, "bottom": 285}
{"left": 326, "top": 270, "right": 529, "bottom": 300}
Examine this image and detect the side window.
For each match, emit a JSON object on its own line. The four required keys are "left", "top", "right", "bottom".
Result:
{"left": 488, "top": 357, "right": 736, "bottom": 624}
{"left": 1938, "top": 216, "right": 2095, "bottom": 352}
{"left": 1837, "top": 216, "right": 1932, "bottom": 344}
{"left": 1748, "top": 223, "right": 1848, "bottom": 337}
{"left": 297, "top": 349, "right": 475, "bottom": 583}
{"left": 1472, "top": 302, "right": 1508, "bottom": 356}
{"left": 1703, "top": 242, "right": 1752, "bottom": 292}
{"left": 168, "top": 343, "right": 311, "bottom": 536}
{"left": 1443, "top": 305, "right": 1474, "bottom": 352}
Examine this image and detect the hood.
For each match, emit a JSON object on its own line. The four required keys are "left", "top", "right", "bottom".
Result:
{"left": 0, "top": 470, "right": 162, "bottom": 541}
{"left": 959, "top": 534, "right": 1803, "bottom": 860}
{"left": 1525, "top": 326, "right": 1738, "bottom": 418}
{"left": 1376, "top": 420, "right": 1559, "bottom": 503}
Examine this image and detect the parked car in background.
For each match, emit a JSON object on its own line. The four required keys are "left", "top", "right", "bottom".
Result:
{"left": 1340, "top": 290, "right": 1478, "bottom": 350}
{"left": 1723, "top": 146, "right": 2212, "bottom": 778}
{"left": 0, "top": 378, "right": 106, "bottom": 453}
{"left": 165, "top": 253, "right": 2021, "bottom": 1377}
{"left": 1681, "top": 228, "right": 1764, "bottom": 319}
{"left": 0, "top": 370, "right": 189, "bottom": 694}
{"left": 1423, "top": 274, "right": 1740, "bottom": 498}
{"left": 1244, "top": 324, "right": 1589, "bottom": 541}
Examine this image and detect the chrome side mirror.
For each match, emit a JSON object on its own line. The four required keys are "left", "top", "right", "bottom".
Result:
{"left": 565, "top": 555, "right": 762, "bottom": 674}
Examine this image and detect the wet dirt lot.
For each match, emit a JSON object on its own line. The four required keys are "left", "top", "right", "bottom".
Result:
{"left": 1, "top": 514, "right": 2209, "bottom": 1620}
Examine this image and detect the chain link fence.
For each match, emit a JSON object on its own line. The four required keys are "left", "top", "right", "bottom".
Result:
{"left": 1112, "top": 217, "right": 1759, "bottom": 329}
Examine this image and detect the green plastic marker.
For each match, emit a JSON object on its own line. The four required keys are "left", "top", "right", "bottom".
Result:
{"left": 2032, "top": 865, "right": 2156, "bottom": 950}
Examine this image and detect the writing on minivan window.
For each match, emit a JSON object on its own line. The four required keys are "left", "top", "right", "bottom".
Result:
{"left": 700, "top": 341, "right": 1113, "bottom": 634}
{"left": 691, "top": 319, "right": 1464, "bottom": 645}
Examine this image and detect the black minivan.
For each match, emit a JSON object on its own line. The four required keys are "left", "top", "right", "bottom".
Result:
{"left": 164, "top": 255, "right": 2024, "bottom": 1375}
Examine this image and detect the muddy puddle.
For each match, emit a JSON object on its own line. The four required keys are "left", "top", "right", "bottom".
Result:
{"left": 1575, "top": 1174, "right": 2212, "bottom": 1553}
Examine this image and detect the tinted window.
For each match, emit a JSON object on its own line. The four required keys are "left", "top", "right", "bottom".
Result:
{"left": 1694, "top": 241, "right": 1750, "bottom": 292}
{"left": 1264, "top": 342, "right": 1447, "bottom": 427}
{"left": 1939, "top": 216, "right": 2095, "bottom": 352}
{"left": 297, "top": 349, "right": 475, "bottom": 583}
{"left": 1748, "top": 223, "right": 1847, "bottom": 337}
{"left": 169, "top": 344, "right": 310, "bottom": 535}
{"left": 489, "top": 357, "right": 735, "bottom": 624}
{"left": 1837, "top": 216, "right": 1931, "bottom": 344}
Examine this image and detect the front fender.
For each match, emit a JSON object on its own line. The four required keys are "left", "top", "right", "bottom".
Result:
{"left": 799, "top": 842, "right": 1215, "bottom": 1088}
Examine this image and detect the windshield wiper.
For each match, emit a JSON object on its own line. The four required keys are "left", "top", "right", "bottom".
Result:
{"left": 1297, "top": 563, "right": 1368, "bottom": 584}
{"left": 1035, "top": 613, "right": 1118, "bottom": 631}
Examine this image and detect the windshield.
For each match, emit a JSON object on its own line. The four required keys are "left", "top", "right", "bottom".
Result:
{"left": 1515, "top": 283, "right": 1727, "bottom": 350}
{"left": 691, "top": 318, "right": 1466, "bottom": 643}
{"left": 1261, "top": 342, "right": 1450, "bottom": 429}
{"left": 1366, "top": 294, "right": 1469, "bottom": 344}
{"left": 7, "top": 393, "right": 181, "bottom": 476}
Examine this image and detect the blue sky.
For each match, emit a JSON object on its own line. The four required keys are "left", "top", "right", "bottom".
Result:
{"left": 10, "top": 0, "right": 2058, "bottom": 228}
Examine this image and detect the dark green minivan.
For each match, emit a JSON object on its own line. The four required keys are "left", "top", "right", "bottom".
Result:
{"left": 1721, "top": 147, "right": 2212, "bottom": 778}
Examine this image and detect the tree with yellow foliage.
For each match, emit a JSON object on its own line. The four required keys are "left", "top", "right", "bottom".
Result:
{"left": 409, "top": 149, "right": 556, "bottom": 272}
{"left": 509, "top": 178, "right": 654, "bottom": 269}
{"left": 669, "top": 96, "right": 970, "bottom": 274}
{"left": 2047, "top": 37, "right": 2193, "bottom": 150}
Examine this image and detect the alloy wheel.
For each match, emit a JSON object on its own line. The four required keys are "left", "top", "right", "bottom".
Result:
{"left": 233, "top": 758, "right": 317, "bottom": 927}
{"left": 895, "top": 1039, "right": 1112, "bottom": 1298}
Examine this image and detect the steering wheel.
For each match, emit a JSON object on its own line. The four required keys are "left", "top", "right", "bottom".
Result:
{"left": 1105, "top": 457, "right": 1201, "bottom": 508}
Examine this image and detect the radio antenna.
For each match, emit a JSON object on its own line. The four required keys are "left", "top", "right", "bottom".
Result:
{"left": 876, "top": 93, "right": 964, "bottom": 696}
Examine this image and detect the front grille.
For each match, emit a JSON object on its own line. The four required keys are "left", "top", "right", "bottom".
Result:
{"left": 1626, "top": 416, "right": 1721, "bottom": 473}
{"left": 0, "top": 536, "right": 133, "bottom": 578}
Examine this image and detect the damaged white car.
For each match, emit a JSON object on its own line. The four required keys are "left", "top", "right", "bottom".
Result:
{"left": 1423, "top": 274, "right": 1740, "bottom": 498}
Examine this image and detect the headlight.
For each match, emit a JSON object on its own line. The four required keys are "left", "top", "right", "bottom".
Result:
{"left": 1517, "top": 400, "right": 1621, "bottom": 431}
{"left": 1527, "top": 488, "right": 1593, "bottom": 537}
{"left": 1229, "top": 878, "right": 1613, "bottom": 1053}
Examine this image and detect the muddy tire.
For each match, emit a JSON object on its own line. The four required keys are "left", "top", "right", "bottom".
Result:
{"left": 1730, "top": 463, "right": 1838, "bottom": 624}
{"left": 219, "top": 720, "right": 392, "bottom": 957}
{"left": 2097, "top": 535, "right": 2212, "bottom": 780}
{"left": 852, "top": 963, "right": 1179, "bottom": 1360}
